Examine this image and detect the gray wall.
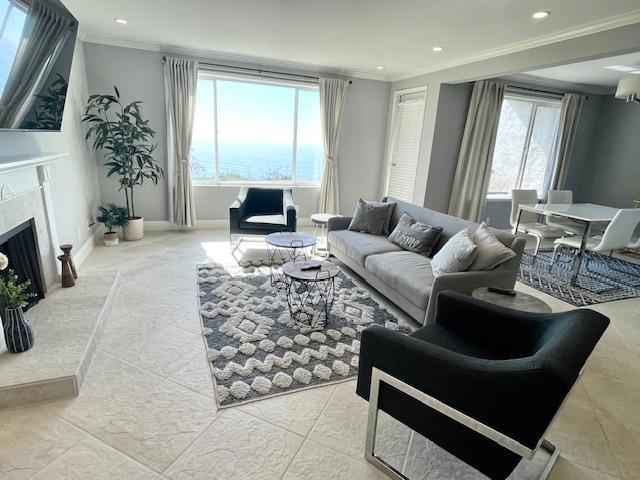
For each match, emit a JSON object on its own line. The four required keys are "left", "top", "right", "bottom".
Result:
{"left": 83, "top": 42, "right": 390, "bottom": 221}
{"left": 424, "top": 82, "right": 473, "bottom": 213}
{"left": 0, "top": 40, "right": 101, "bottom": 247}
{"left": 575, "top": 96, "right": 640, "bottom": 208}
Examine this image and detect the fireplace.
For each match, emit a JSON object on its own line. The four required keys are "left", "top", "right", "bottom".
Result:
{"left": 0, "top": 219, "right": 45, "bottom": 311}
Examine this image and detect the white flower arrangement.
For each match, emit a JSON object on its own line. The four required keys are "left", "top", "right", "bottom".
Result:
{"left": 0, "top": 252, "right": 8, "bottom": 271}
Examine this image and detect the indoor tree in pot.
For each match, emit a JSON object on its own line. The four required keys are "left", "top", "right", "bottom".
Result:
{"left": 82, "top": 86, "right": 164, "bottom": 241}
{"left": 96, "top": 203, "right": 129, "bottom": 246}
{"left": 0, "top": 253, "right": 36, "bottom": 353}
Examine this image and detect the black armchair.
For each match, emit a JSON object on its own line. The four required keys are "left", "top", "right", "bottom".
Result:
{"left": 357, "top": 291, "right": 609, "bottom": 480}
{"left": 229, "top": 187, "right": 296, "bottom": 249}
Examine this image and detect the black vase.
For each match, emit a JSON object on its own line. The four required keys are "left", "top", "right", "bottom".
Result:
{"left": 3, "top": 307, "right": 34, "bottom": 353}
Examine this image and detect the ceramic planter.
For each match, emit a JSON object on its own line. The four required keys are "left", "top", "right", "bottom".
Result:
{"left": 104, "top": 231, "right": 119, "bottom": 246}
{"left": 123, "top": 217, "right": 144, "bottom": 241}
{"left": 3, "top": 307, "right": 34, "bottom": 353}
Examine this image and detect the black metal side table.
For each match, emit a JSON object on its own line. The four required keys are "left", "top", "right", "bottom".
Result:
{"left": 266, "top": 232, "right": 316, "bottom": 289}
{"left": 283, "top": 260, "right": 340, "bottom": 331}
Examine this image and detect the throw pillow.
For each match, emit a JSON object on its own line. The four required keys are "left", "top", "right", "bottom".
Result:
{"left": 388, "top": 213, "right": 443, "bottom": 256}
{"left": 348, "top": 199, "right": 395, "bottom": 236}
{"left": 468, "top": 222, "right": 516, "bottom": 271}
{"left": 431, "top": 228, "right": 478, "bottom": 277}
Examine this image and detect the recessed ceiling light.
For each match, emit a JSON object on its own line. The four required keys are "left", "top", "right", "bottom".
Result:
{"left": 114, "top": 18, "right": 128, "bottom": 24}
{"left": 532, "top": 11, "right": 550, "bottom": 19}
{"left": 376, "top": 66, "right": 386, "bottom": 70}
{"left": 605, "top": 65, "right": 637, "bottom": 72}
{"left": 432, "top": 46, "right": 444, "bottom": 52}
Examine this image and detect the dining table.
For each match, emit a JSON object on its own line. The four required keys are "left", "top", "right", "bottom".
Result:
{"left": 513, "top": 203, "right": 620, "bottom": 285}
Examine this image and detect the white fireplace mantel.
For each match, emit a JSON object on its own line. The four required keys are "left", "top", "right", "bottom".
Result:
{"left": 0, "top": 152, "right": 67, "bottom": 174}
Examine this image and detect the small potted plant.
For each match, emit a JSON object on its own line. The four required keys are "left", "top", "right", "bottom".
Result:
{"left": 0, "top": 253, "right": 36, "bottom": 353}
{"left": 82, "top": 86, "right": 163, "bottom": 241}
{"left": 96, "top": 203, "right": 129, "bottom": 246}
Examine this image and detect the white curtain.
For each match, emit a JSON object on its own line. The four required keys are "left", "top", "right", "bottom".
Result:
{"left": 163, "top": 56, "right": 198, "bottom": 227}
{"left": 544, "top": 93, "right": 585, "bottom": 193}
{"left": 318, "top": 77, "right": 349, "bottom": 214}
{"left": 448, "top": 80, "right": 506, "bottom": 222}
{"left": 0, "top": 0, "right": 73, "bottom": 128}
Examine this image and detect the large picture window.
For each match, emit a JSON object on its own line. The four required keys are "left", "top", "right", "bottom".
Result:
{"left": 190, "top": 73, "right": 324, "bottom": 184}
{"left": 487, "top": 93, "right": 562, "bottom": 196}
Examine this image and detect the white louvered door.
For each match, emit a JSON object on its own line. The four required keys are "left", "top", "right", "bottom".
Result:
{"left": 384, "top": 88, "right": 426, "bottom": 203}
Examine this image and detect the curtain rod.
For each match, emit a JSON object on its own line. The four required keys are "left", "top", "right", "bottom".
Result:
{"left": 162, "top": 56, "right": 352, "bottom": 85}
{"left": 507, "top": 85, "right": 563, "bottom": 98}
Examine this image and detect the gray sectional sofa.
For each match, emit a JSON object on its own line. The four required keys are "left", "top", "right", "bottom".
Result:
{"left": 327, "top": 197, "right": 525, "bottom": 325}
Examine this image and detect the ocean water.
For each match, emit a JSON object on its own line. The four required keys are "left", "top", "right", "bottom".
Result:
{"left": 190, "top": 140, "right": 323, "bottom": 182}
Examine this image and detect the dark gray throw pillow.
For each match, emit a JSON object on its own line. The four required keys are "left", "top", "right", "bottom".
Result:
{"left": 388, "top": 213, "right": 443, "bottom": 256}
{"left": 348, "top": 199, "right": 395, "bottom": 236}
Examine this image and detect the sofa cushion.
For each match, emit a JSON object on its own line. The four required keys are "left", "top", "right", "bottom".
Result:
{"left": 431, "top": 229, "right": 478, "bottom": 277}
{"left": 240, "top": 214, "right": 287, "bottom": 230}
{"left": 365, "top": 251, "right": 433, "bottom": 309}
{"left": 328, "top": 230, "right": 402, "bottom": 266}
{"left": 468, "top": 222, "right": 516, "bottom": 271}
{"left": 348, "top": 199, "right": 396, "bottom": 235}
{"left": 388, "top": 213, "right": 443, "bottom": 256}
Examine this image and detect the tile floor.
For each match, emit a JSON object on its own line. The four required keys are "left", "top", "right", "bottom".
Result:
{"left": 1, "top": 229, "right": 639, "bottom": 479}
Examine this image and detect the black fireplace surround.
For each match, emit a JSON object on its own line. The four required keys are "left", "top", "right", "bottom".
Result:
{"left": 0, "top": 219, "right": 45, "bottom": 311}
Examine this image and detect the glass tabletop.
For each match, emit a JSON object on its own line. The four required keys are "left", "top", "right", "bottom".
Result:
{"left": 519, "top": 203, "right": 619, "bottom": 222}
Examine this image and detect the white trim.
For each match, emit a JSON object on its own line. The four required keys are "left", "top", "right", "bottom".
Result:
{"left": 144, "top": 217, "right": 314, "bottom": 231}
{"left": 72, "top": 224, "right": 103, "bottom": 270}
{"left": 82, "top": 35, "right": 390, "bottom": 82}
{"left": 0, "top": 152, "right": 66, "bottom": 173}
{"left": 391, "top": 9, "right": 640, "bottom": 81}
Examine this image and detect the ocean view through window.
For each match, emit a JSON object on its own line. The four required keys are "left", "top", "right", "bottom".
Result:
{"left": 190, "top": 73, "right": 324, "bottom": 184}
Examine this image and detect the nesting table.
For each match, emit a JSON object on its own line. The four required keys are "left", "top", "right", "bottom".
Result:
{"left": 283, "top": 259, "right": 340, "bottom": 330}
{"left": 266, "top": 232, "right": 316, "bottom": 288}
{"left": 472, "top": 287, "right": 552, "bottom": 314}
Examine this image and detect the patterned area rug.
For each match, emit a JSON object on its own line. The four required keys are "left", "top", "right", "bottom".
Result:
{"left": 518, "top": 248, "right": 640, "bottom": 306}
{"left": 196, "top": 261, "right": 409, "bottom": 408}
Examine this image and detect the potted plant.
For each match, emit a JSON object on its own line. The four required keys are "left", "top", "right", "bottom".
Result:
{"left": 96, "top": 203, "right": 129, "bottom": 246}
{"left": 0, "top": 253, "right": 36, "bottom": 353}
{"left": 82, "top": 86, "right": 163, "bottom": 241}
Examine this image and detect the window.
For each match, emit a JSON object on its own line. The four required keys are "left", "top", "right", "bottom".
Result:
{"left": 383, "top": 87, "right": 426, "bottom": 203}
{"left": 0, "top": 0, "right": 28, "bottom": 96}
{"left": 487, "top": 93, "right": 562, "bottom": 196}
{"left": 190, "top": 73, "right": 323, "bottom": 184}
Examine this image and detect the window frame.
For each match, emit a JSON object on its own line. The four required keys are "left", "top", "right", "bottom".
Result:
{"left": 486, "top": 92, "right": 562, "bottom": 199}
{"left": 191, "top": 71, "right": 324, "bottom": 187}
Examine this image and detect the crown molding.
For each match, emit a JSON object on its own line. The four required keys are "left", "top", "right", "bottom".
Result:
{"left": 504, "top": 73, "right": 615, "bottom": 96}
{"left": 81, "top": 34, "right": 392, "bottom": 82}
{"left": 391, "top": 9, "right": 640, "bottom": 82}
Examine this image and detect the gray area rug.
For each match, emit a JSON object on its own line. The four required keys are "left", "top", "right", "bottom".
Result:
{"left": 196, "top": 261, "right": 409, "bottom": 408}
{"left": 518, "top": 248, "right": 640, "bottom": 306}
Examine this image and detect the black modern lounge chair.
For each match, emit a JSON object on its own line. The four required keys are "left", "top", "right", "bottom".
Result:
{"left": 229, "top": 187, "right": 296, "bottom": 250}
{"left": 357, "top": 290, "right": 609, "bottom": 480}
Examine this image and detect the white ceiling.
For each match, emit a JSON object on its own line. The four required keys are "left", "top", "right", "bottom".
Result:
{"left": 526, "top": 52, "right": 640, "bottom": 88}
{"left": 63, "top": 0, "right": 640, "bottom": 80}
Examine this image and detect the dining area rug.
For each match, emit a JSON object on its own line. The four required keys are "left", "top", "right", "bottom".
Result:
{"left": 196, "top": 261, "right": 409, "bottom": 408}
{"left": 518, "top": 248, "right": 640, "bottom": 306}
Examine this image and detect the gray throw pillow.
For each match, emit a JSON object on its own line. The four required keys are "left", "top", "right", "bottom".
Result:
{"left": 388, "top": 213, "right": 443, "bottom": 256}
{"left": 348, "top": 199, "right": 395, "bottom": 236}
{"left": 468, "top": 222, "right": 516, "bottom": 271}
{"left": 431, "top": 228, "right": 478, "bottom": 277}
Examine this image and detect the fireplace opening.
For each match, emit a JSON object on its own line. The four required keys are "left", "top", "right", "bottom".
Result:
{"left": 0, "top": 219, "right": 45, "bottom": 311}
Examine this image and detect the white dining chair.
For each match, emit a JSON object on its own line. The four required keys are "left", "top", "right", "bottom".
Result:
{"left": 510, "top": 189, "right": 565, "bottom": 254}
{"left": 552, "top": 208, "right": 640, "bottom": 265}
{"left": 545, "top": 190, "right": 584, "bottom": 235}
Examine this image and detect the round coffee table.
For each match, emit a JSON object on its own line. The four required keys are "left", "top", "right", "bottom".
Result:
{"left": 311, "top": 213, "right": 339, "bottom": 256}
{"left": 283, "top": 259, "right": 340, "bottom": 330}
{"left": 472, "top": 288, "right": 552, "bottom": 314}
{"left": 266, "top": 232, "right": 316, "bottom": 288}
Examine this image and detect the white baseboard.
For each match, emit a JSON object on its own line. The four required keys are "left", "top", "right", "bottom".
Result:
{"left": 144, "top": 217, "right": 313, "bottom": 232}
{"left": 73, "top": 225, "right": 103, "bottom": 269}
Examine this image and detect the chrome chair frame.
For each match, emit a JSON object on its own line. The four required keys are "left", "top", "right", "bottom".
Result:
{"left": 365, "top": 367, "right": 563, "bottom": 480}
